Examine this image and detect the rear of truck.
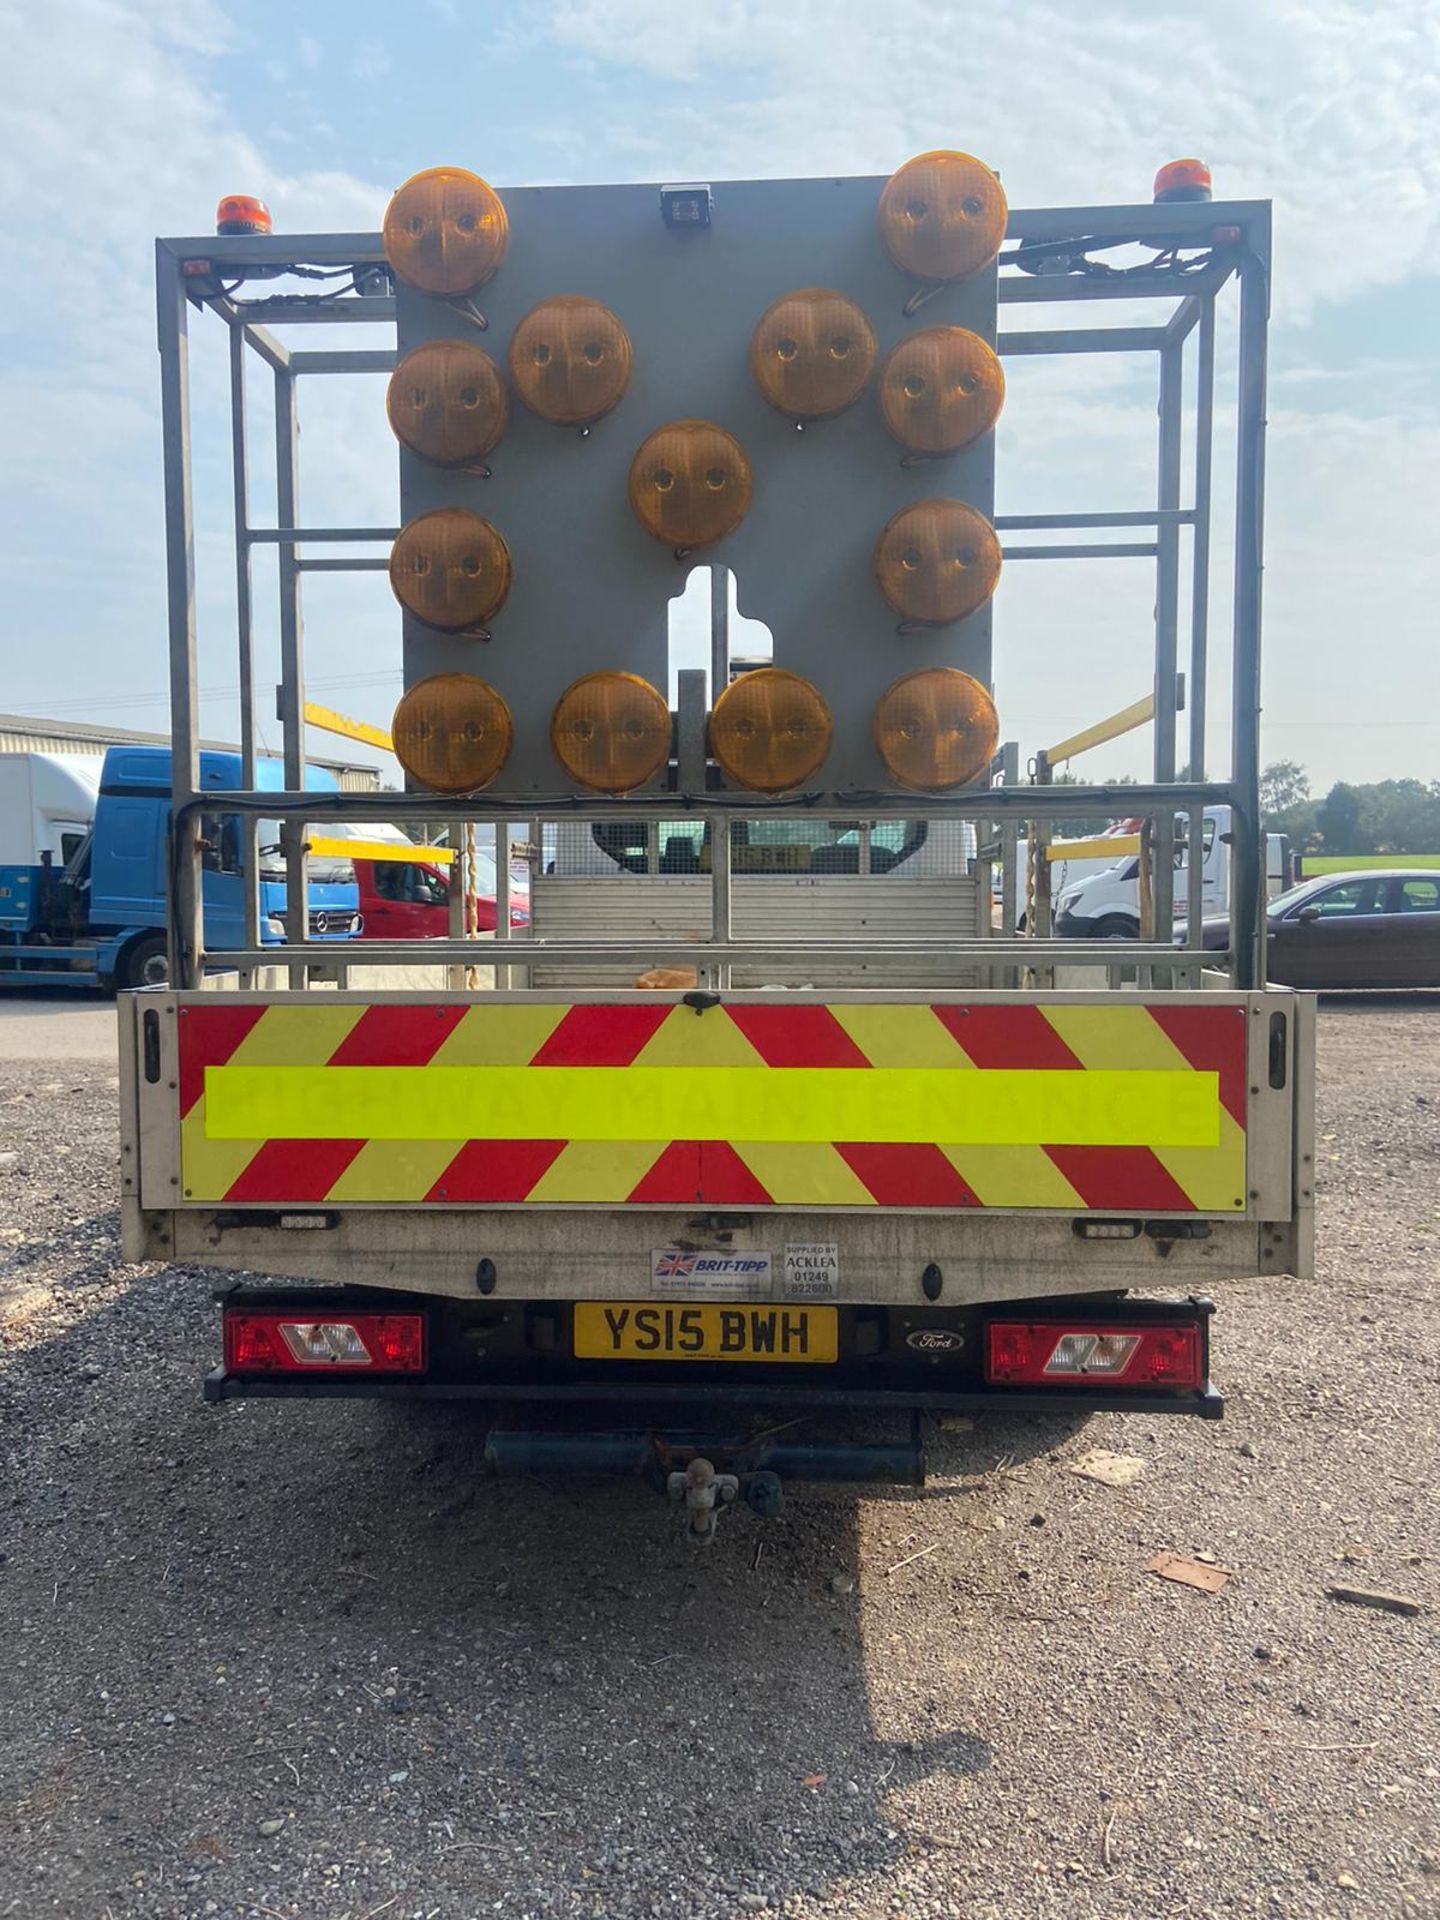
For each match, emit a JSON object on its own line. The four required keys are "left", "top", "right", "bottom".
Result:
{"left": 127, "top": 156, "right": 1306, "bottom": 1513}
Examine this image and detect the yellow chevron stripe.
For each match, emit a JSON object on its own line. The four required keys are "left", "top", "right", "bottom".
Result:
{"left": 324, "top": 1138, "right": 466, "bottom": 1203}
{"left": 632, "top": 1006, "right": 766, "bottom": 1068}
{"left": 941, "top": 1143, "right": 1084, "bottom": 1208}
{"left": 1041, "top": 1003, "right": 1246, "bottom": 1210}
{"left": 831, "top": 1003, "right": 975, "bottom": 1068}
{"left": 730, "top": 1141, "right": 877, "bottom": 1206}
{"left": 429, "top": 1002, "right": 570, "bottom": 1067}
{"left": 525, "top": 1140, "right": 669, "bottom": 1203}
{"left": 180, "top": 1099, "right": 265, "bottom": 1201}
{"left": 1040, "top": 1003, "right": 1191, "bottom": 1073}
{"left": 225, "top": 1002, "right": 368, "bottom": 1067}
{"left": 1150, "top": 1126, "right": 1247, "bottom": 1211}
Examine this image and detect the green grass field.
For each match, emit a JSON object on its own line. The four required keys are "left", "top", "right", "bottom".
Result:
{"left": 1301, "top": 853, "right": 1440, "bottom": 874}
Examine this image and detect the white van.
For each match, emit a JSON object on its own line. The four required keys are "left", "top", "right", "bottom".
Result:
{"left": 1054, "top": 806, "right": 1287, "bottom": 939}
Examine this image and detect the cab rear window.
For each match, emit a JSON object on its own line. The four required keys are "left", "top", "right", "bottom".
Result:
{"left": 590, "top": 819, "right": 928, "bottom": 875}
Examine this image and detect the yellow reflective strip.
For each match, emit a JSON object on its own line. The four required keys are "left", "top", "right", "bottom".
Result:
{"left": 180, "top": 1100, "right": 265, "bottom": 1201}
{"left": 204, "top": 1064, "right": 1220, "bottom": 1149}
{"left": 310, "top": 837, "right": 453, "bottom": 866}
{"left": 731, "top": 1141, "right": 877, "bottom": 1206}
{"left": 1044, "top": 833, "right": 1141, "bottom": 862}
{"left": 224, "top": 1003, "right": 368, "bottom": 1068}
{"left": 940, "top": 1143, "right": 1084, "bottom": 1208}
{"left": 632, "top": 1006, "right": 766, "bottom": 1068}
{"left": 323, "top": 1139, "right": 465, "bottom": 1204}
{"left": 830, "top": 1003, "right": 975, "bottom": 1069}
{"left": 1152, "top": 1113, "right": 1248, "bottom": 1211}
{"left": 525, "top": 1141, "right": 667, "bottom": 1203}
{"left": 428, "top": 1003, "right": 569, "bottom": 1067}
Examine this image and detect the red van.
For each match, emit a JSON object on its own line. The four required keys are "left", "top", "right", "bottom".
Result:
{"left": 352, "top": 844, "right": 530, "bottom": 941}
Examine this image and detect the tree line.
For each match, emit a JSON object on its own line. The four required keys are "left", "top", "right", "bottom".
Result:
{"left": 1259, "top": 763, "right": 1440, "bottom": 854}
{"left": 1049, "top": 763, "right": 1440, "bottom": 853}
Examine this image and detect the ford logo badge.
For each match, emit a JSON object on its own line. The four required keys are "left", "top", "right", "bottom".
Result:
{"left": 906, "top": 1327, "right": 964, "bottom": 1354}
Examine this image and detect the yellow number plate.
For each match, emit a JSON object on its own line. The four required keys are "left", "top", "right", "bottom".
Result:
{"left": 574, "top": 1302, "right": 838, "bottom": 1364}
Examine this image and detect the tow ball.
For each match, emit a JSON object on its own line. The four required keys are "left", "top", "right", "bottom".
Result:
{"left": 666, "top": 1458, "right": 787, "bottom": 1541}
{"left": 667, "top": 1457, "right": 738, "bottom": 1544}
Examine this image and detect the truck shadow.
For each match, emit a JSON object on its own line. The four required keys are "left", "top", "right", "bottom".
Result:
{"left": 4, "top": 1267, "right": 1089, "bottom": 1914}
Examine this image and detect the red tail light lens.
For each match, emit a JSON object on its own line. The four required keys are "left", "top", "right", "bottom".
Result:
{"left": 985, "top": 1319, "right": 1201, "bottom": 1388}
{"left": 224, "top": 1311, "right": 426, "bottom": 1374}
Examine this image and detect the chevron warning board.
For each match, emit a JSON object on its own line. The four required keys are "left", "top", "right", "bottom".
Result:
{"left": 176, "top": 999, "right": 1249, "bottom": 1212}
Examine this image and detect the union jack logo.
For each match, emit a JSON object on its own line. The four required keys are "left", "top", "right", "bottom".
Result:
{"left": 654, "top": 1251, "right": 696, "bottom": 1277}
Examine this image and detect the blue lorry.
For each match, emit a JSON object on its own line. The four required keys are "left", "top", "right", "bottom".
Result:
{"left": 0, "top": 746, "right": 361, "bottom": 990}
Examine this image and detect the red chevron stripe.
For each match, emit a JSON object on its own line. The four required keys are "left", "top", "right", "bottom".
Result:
{"left": 425, "top": 1139, "right": 566, "bottom": 1202}
{"left": 530, "top": 1003, "right": 670, "bottom": 1066}
{"left": 177, "top": 1005, "right": 266, "bottom": 1118}
{"left": 326, "top": 1004, "right": 468, "bottom": 1067}
{"left": 1147, "top": 1005, "right": 1248, "bottom": 1126}
{"left": 1043, "top": 1145, "right": 1195, "bottom": 1213}
{"left": 626, "top": 1142, "right": 703, "bottom": 1204}
{"left": 699, "top": 1141, "right": 775, "bottom": 1205}
{"left": 725, "top": 1005, "right": 869, "bottom": 1067}
{"left": 836, "top": 1142, "right": 982, "bottom": 1208}
{"left": 222, "top": 1138, "right": 364, "bottom": 1203}
{"left": 932, "top": 1004, "right": 1082, "bottom": 1070}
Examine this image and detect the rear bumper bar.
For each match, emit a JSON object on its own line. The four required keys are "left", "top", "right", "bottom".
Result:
{"left": 203, "top": 1364, "right": 1223, "bottom": 1419}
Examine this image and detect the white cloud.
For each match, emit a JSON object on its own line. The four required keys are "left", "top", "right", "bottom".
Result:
{"left": 540, "top": 0, "right": 1440, "bottom": 320}
{"left": 0, "top": 0, "right": 1435, "bottom": 796}
{"left": 0, "top": 0, "right": 389, "bottom": 742}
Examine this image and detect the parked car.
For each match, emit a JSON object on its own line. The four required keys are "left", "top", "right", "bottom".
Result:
{"left": 1196, "top": 869, "right": 1440, "bottom": 988}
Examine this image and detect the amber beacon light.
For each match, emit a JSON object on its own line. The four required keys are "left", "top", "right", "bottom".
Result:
{"left": 709, "top": 668, "right": 833, "bottom": 793}
{"left": 873, "top": 667, "right": 999, "bottom": 792}
{"left": 879, "top": 327, "right": 1004, "bottom": 458}
{"left": 551, "top": 672, "right": 672, "bottom": 792}
{"left": 389, "top": 509, "right": 512, "bottom": 633}
{"left": 509, "top": 297, "right": 633, "bottom": 427}
{"left": 629, "top": 421, "right": 754, "bottom": 550}
{"left": 382, "top": 166, "right": 508, "bottom": 295}
{"left": 1153, "top": 158, "right": 1212, "bottom": 204}
{"left": 216, "top": 194, "right": 271, "bottom": 236}
{"left": 878, "top": 151, "right": 1007, "bottom": 283}
{"left": 875, "top": 499, "right": 1002, "bottom": 626}
{"left": 385, "top": 340, "right": 507, "bottom": 467}
{"left": 749, "top": 288, "right": 877, "bottom": 421}
{"left": 391, "top": 674, "right": 514, "bottom": 794}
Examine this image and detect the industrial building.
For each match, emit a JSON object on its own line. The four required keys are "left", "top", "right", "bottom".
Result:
{"left": 0, "top": 713, "right": 380, "bottom": 791}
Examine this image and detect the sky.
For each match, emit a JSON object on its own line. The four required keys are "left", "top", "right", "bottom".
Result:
{"left": 2, "top": 0, "right": 1438, "bottom": 794}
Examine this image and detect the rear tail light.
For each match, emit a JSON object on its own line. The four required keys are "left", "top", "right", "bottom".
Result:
{"left": 225, "top": 1311, "right": 426, "bottom": 1375}
{"left": 985, "top": 1319, "right": 1202, "bottom": 1389}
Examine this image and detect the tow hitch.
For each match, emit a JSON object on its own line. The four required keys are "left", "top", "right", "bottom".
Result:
{"left": 667, "top": 1456, "right": 739, "bottom": 1544}
{"left": 482, "top": 1418, "right": 926, "bottom": 1538}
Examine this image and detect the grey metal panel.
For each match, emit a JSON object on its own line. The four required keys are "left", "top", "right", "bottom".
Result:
{"left": 528, "top": 874, "right": 984, "bottom": 987}
{"left": 166, "top": 1206, "right": 1271, "bottom": 1306}
{"left": 394, "top": 176, "right": 997, "bottom": 794}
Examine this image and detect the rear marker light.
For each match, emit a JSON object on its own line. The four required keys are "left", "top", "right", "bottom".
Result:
{"left": 1075, "top": 1219, "right": 1142, "bottom": 1240}
{"left": 986, "top": 1321, "right": 1202, "bottom": 1390}
{"left": 224, "top": 1311, "right": 426, "bottom": 1375}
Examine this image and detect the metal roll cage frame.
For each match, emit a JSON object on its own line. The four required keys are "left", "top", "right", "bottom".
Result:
{"left": 156, "top": 195, "right": 1269, "bottom": 991}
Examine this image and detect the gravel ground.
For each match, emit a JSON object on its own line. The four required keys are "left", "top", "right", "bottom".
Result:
{"left": 1, "top": 996, "right": 1436, "bottom": 1919}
